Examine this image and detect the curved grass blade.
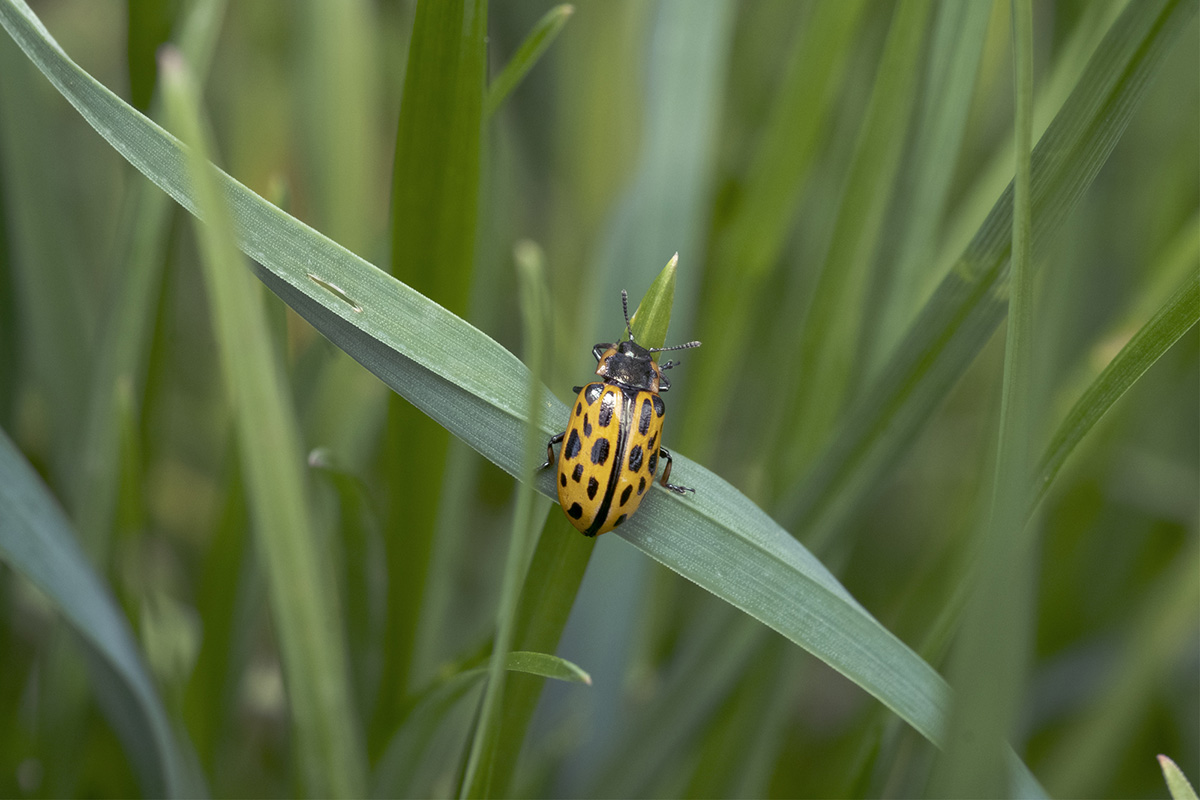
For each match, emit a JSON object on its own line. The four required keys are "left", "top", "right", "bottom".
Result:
{"left": 0, "top": 0, "right": 1039, "bottom": 785}
{"left": 372, "top": 650, "right": 589, "bottom": 799}
{"left": 1031, "top": 271, "right": 1199, "bottom": 519}
{"left": 0, "top": 429, "right": 194, "bottom": 797}
{"left": 485, "top": 4, "right": 573, "bottom": 117}
{"left": 1160, "top": 755, "right": 1200, "bottom": 800}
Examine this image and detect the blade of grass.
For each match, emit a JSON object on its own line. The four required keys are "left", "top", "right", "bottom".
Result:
{"left": 868, "top": 0, "right": 992, "bottom": 370}
{"left": 776, "top": 0, "right": 933, "bottom": 477}
{"left": 585, "top": 604, "right": 767, "bottom": 797}
{"left": 781, "top": 0, "right": 1198, "bottom": 550}
{"left": 486, "top": 503, "right": 594, "bottom": 797}
{"left": 485, "top": 4, "right": 573, "bottom": 118}
{"left": 0, "top": 31, "right": 91, "bottom": 488}
{"left": 0, "top": 429, "right": 193, "bottom": 797}
{"left": 161, "top": 49, "right": 365, "bottom": 798}
{"left": 0, "top": 3, "right": 1047, "bottom": 786}
{"left": 378, "top": 0, "right": 487, "bottom": 735}
{"left": 74, "top": 0, "right": 224, "bottom": 563}
{"left": 933, "top": 0, "right": 1036, "bottom": 793}
{"left": 1160, "top": 755, "right": 1200, "bottom": 800}
{"left": 914, "top": 258, "right": 1199, "bottom": 685}
{"left": 126, "top": 0, "right": 171, "bottom": 111}
{"left": 1030, "top": 270, "right": 1199, "bottom": 520}
{"left": 299, "top": 0, "right": 378, "bottom": 255}
{"left": 460, "top": 240, "right": 552, "bottom": 799}
{"left": 682, "top": 0, "right": 867, "bottom": 460}
{"left": 372, "top": 650, "right": 590, "bottom": 799}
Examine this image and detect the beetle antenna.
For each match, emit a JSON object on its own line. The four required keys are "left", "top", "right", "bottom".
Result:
{"left": 649, "top": 340, "right": 702, "bottom": 353}
{"left": 621, "top": 289, "right": 635, "bottom": 340}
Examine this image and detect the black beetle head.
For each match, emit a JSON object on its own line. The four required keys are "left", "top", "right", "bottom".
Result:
{"left": 592, "top": 290, "right": 701, "bottom": 393}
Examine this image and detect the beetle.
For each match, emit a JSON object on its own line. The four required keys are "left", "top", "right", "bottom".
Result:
{"left": 541, "top": 290, "right": 700, "bottom": 536}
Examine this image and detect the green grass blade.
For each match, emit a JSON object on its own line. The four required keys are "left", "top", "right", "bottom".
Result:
{"left": 503, "top": 651, "right": 591, "bottom": 685}
{"left": 0, "top": 1, "right": 1046, "bottom": 785}
{"left": 372, "top": 650, "right": 588, "bottom": 799}
{"left": 683, "top": 0, "right": 867, "bottom": 459}
{"left": 870, "top": 0, "right": 992, "bottom": 368}
{"left": 378, "top": 0, "right": 487, "bottom": 727}
{"left": 74, "top": 0, "right": 224, "bottom": 569}
{"left": 460, "top": 240, "right": 551, "bottom": 799}
{"left": 934, "top": 1, "right": 1037, "bottom": 793}
{"left": 587, "top": 605, "right": 766, "bottom": 797}
{"left": 780, "top": 0, "right": 1198, "bottom": 546}
{"left": 161, "top": 50, "right": 365, "bottom": 798}
{"left": 1160, "top": 755, "right": 1200, "bottom": 800}
{"left": 1031, "top": 271, "right": 1199, "bottom": 519}
{"left": 0, "top": 429, "right": 193, "bottom": 797}
{"left": 487, "top": 509, "right": 594, "bottom": 797}
{"left": 0, "top": 32, "right": 91, "bottom": 489}
{"left": 779, "top": 0, "right": 932, "bottom": 476}
{"left": 485, "top": 3, "right": 573, "bottom": 118}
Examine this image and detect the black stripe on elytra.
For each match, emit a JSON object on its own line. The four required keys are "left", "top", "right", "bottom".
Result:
{"left": 597, "top": 391, "right": 615, "bottom": 427}
{"left": 585, "top": 391, "right": 635, "bottom": 535}
{"left": 564, "top": 429, "right": 582, "bottom": 459}
{"left": 639, "top": 398, "right": 652, "bottom": 434}
{"left": 590, "top": 438, "right": 610, "bottom": 465}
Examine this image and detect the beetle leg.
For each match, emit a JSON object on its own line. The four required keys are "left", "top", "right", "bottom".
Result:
{"left": 658, "top": 447, "right": 694, "bottom": 494}
{"left": 540, "top": 432, "right": 565, "bottom": 470}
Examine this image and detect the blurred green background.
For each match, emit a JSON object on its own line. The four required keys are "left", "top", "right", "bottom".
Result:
{"left": 0, "top": 0, "right": 1196, "bottom": 797}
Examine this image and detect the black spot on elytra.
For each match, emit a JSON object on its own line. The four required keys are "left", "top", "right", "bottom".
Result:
{"left": 648, "top": 450, "right": 659, "bottom": 475}
{"left": 590, "top": 438, "right": 610, "bottom": 465}
{"left": 598, "top": 393, "right": 614, "bottom": 426}
{"left": 572, "top": 464, "right": 583, "bottom": 482}
{"left": 620, "top": 485, "right": 633, "bottom": 506}
{"left": 648, "top": 432, "right": 658, "bottom": 452}
{"left": 628, "top": 444, "right": 643, "bottom": 473}
{"left": 652, "top": 395, "right": 665, "bottom": 417}
{"left": 639, "top": 398, "right": 653, "bottom": 434}
{"left": 587, "top": 477, "right": 599, "bottom": 500}
{"left": 585, "top": 383, "right": 603, "bottom": 404}
{"left": 638, "top": 476, "right": 646, "bottom": 495}
{"left": 575, "top": 401, "right": 582, "bottom": 416}
{"left": 614, "top": 514, "right": 627, "bottom": 527}
{"left": 565, "top": 429, "right": 582, "bottom": 459}
{"left": 567, "top": 503, "right": 583, "bottom": 519}
{"left": 560, "top": 472, "right": 567, "bottom": 487}
{"left": 583, "top": 414, "right": 592, "bottom": 437}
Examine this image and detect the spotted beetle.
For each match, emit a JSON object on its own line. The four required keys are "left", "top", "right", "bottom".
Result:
{"left": 541, "top": 290, "right": 700, "bottom": 536}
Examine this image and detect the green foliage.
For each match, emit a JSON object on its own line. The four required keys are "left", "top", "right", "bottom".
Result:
{"left": 0, "top": 1, "right": 1196, "bottom": 798}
